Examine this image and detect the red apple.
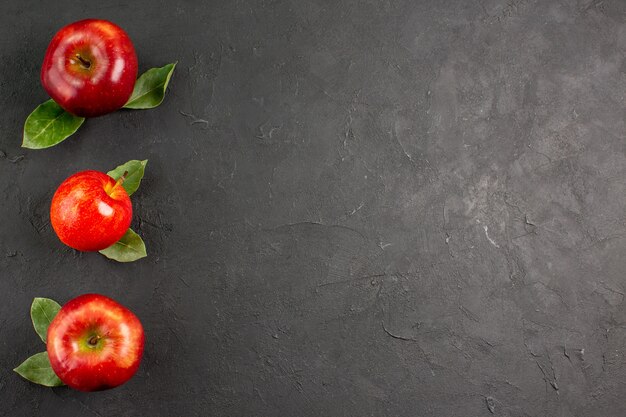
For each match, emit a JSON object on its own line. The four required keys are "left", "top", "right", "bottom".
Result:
{"left": 47, "top": 294, "right": 145, "bottom": 391}
{"left": 41, "top": 19, "right": 138, "bottom": 117}
{"left": 50, "top": 170, "right": 132, "bottom": 251}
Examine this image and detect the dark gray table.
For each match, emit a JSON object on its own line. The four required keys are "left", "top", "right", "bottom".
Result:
{"left": 2, "top": 0, "right": 625, "bottom": 415}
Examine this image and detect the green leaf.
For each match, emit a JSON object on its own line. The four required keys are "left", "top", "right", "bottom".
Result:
{"left": 99, "top": 228, "right": 147, "bottom": 262}
{"left": 14, "top": 352, "right": 65, "bottom": 387}
{"left": 30, "top": 298, "right": 61, "bottom": 343}
{"left": 107, "top": 160, "right": 148, "bottom": 196}
{"left": 124, "top": 63, "right": 177, "bottom": 109}
{"left": 22, "top": 100, "right": 85, "bottom": 149}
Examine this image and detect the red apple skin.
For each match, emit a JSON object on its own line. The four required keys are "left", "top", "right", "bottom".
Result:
{"left": 47, "top": 294, "right": 145, "bottom": 392}
{"left": 41, "top": 19, "right": 138, "bottom": 117}
{"left": 50, "top": 170, "right": 132, "bottom": 252}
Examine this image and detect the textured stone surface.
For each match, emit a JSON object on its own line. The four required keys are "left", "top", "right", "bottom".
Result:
{"left": 1, "top": 0, "right": 625, "bottom": 415}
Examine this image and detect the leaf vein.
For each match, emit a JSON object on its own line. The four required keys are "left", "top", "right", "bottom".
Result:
{"left": 29, "top": 112, "right": 65, "bottom": 141}
{"left": 127, "top": 81, "right": 166, "bottom": 105}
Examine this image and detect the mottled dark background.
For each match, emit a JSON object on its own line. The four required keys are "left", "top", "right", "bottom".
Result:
{"left": 1, "top": 0, "right": 626, "bottom": 416}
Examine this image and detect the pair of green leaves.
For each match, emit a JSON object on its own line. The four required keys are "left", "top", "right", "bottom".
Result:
{"left": 98, "top": 160, "right": 148, "bottom": 263}
{"left": 23, "top": 63, "right": 176, "bottom": 149}
{"left": 14, "top": 298, "right": 64, "bottom": 387}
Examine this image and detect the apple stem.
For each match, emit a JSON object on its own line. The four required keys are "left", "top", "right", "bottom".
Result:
{"left": 75, "top": 54, "right": 91, "bottom": 69}
{"left": 116, "top": 171, "right": 129, "bottom": 187}
{"left": 88, "top": 335, "right": 99, "bottom": 346}
{"left": 112, "top": 171, "right": 128, "bottom": 190}
{"left": 105, "top": 171, "right": 129, "bottom": 196}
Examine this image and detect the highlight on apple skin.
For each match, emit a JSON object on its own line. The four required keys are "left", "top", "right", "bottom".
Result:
{"left": 50, "top": 170, "right": 132, "bottom": 252}
{"left": 47, "top": 294, "right": 145, "bottom": 391}
{"left": 41, "top": 19, "right": 138, "bottom": 117}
